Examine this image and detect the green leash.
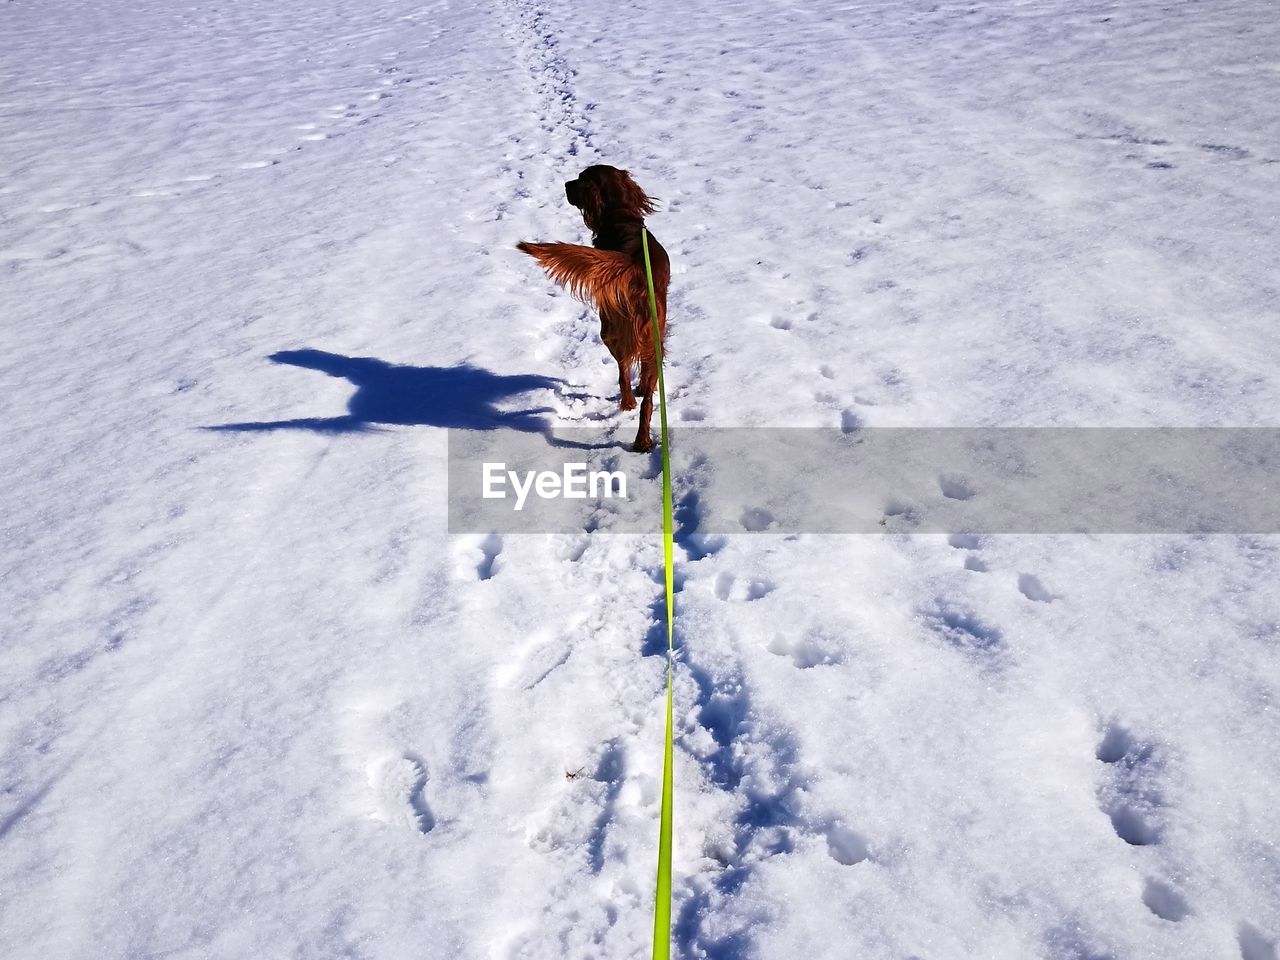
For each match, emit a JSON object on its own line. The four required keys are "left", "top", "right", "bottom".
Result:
{"left": 641, "top": 228, "right": 675, "bottom": 960}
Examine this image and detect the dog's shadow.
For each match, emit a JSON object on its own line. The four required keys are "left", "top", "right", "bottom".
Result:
{"left": 206, "top": 349, "right": 616, "bottom": 451}
{"left": 207, "top": 349, "right": 568, "bottom": 434}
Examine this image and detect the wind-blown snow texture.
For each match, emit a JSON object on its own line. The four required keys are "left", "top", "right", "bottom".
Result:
{"left": 2, "top": 0, "right": 1279, "bottom": 958}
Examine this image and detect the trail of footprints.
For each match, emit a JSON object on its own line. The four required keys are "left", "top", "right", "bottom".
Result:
{"left": 928, "top": 534, "right": 1055, "bottom": 669}
{"left": 451, "top": 11, "right": 664, "bottom": 947}
{"left": 1095, "top": 722, "right": 1166, "bottom": 849}
{"left": 665, "top": 502, "right": 874, "bottom": 954}
{"left": 495, "top": 0, "right": 611, "bottom": 421}
{"left": 456, "top": 452, "right": 1280, "bottom": 954}
{"left": 1092, "top": 721, "right": 1200, "bottom": 928}
{"left": 1074, "top": 115, "right": 1278, "bottom": 171}
{"left": 931, "top": 533, "right": 1238, "bottom": 933}
{"left": 680, "top": 501, "right": 873, "bottom": 950}
{"left": 27, "top": 39, "right": 432, "bottom": 223}
{"left": 948, "top": 533, "right": 1058, "bottom": 600}
{"left": 463, "top": 484, "right": 867, "bottom": 958}
{"left": 1092, "top": 723, "right": 1275, "bottom": 956}
{"left": 451, "top": 465, "right": 1280, "bottom": 954}
{"left": 211, "top": 52, "right": 420, "bottom": 180}
{"left": 948, "top": 535, "right": 1277, "bottom": 948}
{"left": 496, "top": 0, "right": 595, "bottom": 176}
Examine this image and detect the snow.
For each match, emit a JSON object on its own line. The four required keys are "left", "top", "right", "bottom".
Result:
{"left": 2, "top": 0, "right": 1279, "bottom": 958}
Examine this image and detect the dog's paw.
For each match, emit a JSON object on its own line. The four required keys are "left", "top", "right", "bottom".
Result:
{"left": 620, "top": 396, "right": 638, "bottom": 411}
{"left": 632, "top": 437, "right": 655, "bottom": 453}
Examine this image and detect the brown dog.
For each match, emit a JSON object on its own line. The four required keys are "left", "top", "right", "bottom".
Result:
{"left": 517, "top": 165, "right": 670, "bottom": 451}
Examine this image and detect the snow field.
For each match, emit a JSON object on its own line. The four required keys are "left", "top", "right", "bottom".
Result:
{"left": 2, "top": 0, "right": 1279, "bottom": 958}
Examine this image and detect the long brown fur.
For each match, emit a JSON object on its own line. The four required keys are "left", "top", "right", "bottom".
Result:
{"left": 517, "top": 165, "right": 670, "bottom": 452}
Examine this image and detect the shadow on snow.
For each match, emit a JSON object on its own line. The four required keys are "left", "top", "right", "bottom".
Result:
{"left": 205, "top": 349, "right": 565, "bottom": 434}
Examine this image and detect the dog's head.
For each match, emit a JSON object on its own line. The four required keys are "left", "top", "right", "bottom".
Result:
{"left": 564, "top": 165, "right": 657, "bottom": 230}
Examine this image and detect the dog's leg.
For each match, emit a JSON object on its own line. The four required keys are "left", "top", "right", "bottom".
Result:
{"left": 601, "top": 311, "right": 636, "bottom": 412}
{"left": 617, "top": 359, "right": 637, "bottom": 411}
{"left": 632, "top": 355, "right": 658, "bottom": 452}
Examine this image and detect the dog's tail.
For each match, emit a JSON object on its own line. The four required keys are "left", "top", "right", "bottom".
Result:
{"left": 516, "top": 241, "right": 645, "bottom": 317}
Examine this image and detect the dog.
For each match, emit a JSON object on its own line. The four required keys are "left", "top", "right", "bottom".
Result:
{"left": 517, "top": 165, "right": 669, "bottom": 452}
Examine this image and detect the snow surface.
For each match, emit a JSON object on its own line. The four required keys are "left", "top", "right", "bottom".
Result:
{"left": 3, "top": 0, "right": 1280, "bottom": 958}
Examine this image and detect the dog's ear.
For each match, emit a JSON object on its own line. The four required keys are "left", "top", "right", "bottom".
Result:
{"left": 610, "top": 169, "right": 658, "bottom": 217}
{"left": 574, "top": 177, "right": 606, "bottom": 230}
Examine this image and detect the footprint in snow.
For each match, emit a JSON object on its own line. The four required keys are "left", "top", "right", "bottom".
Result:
{"left": 476, "top": 533, "right": 503, "bottom": 580}
{"left": 1239, "top": 923, "right": 1279, "bottom": 960}
{"left": 1200, "top": 143, "right": 1250, "bottom": 160}
{"left": 675, "top": 491, "right": 727, "bottom": 561}
{"left": 499, "top": 637, "right": 571, "bottom": 692}
{"left": 840, "top": 409, "right": 863, "bottom": 433}
{"left": 559, "top": 534, "right": 589, "bottom": 563}
{"left": 881, "top": 499, "right": 919, "bottom": 528}
{"left": 1018, "top": 573, "right": 1057, "bottom": 603}
{"left": 947, "top": 533, "right": 988, "bottom": 572}
{"left": 1142, "top": 877, "right": 1190, "bottom": 922}
{"left": 825, "top": 823, "right": 870, "bottom": 865}
{"left": 1095, "top": 721, "right": 1166, "bottom": 846}
{"left": 938, "top": 474, "right": 975, "bottom": 501}
{"left": 714, "top": 572, "right": 774, "bottom": 602}
{"left": 921, "top": 602, "right": 1003, "bottom": 656}
{"left": 740, "top": 507, "right": 776, "bottom": 532}
{"left": 766, "top": 629, "right": 843, "bottom": 669}
{"left": 368, "top": 754, "right": 434, "bottom": 834}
